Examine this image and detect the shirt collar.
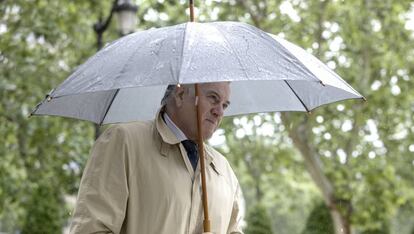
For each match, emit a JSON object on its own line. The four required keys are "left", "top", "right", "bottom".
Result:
{"left": 163, "top": 112, "right": 187, "bottom": 142}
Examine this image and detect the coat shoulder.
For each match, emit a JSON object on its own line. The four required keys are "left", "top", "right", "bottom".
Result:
{"left": 102, "top": 120, "right": 154, "bottom": 139}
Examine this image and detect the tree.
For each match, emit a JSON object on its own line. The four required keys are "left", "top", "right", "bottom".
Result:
{"left": 245, "top": 203, "right": 274, "bottom": 234}
{"left": 21, "top": 181, "right": 66, "bottom": 234}
{"left": 218, "top": 114, "right": 319, "bottom": 234}
{"left": 2, "top": 0, "right": 414, "bottom": 233}
{"left": 0, "top": 0, "right": 103, "bottom": 232}
{"left": 361, "top": 225, "right": 390, "bottom": 234}
{"left": 220, "top": 1, "right": 414, "bottom": 233}
{"left": 302, "top": 202, "right": 334, "bottom": 234}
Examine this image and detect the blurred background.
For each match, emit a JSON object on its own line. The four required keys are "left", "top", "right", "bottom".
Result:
{"left": 1, "top": 0, "right": 414, "bottom": 233}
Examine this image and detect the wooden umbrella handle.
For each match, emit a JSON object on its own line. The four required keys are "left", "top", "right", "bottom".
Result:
{"left": 195, "top": 83, "right": 211, "bottom": 232}
{"left": 189, "top": 0, "right": 195, "bottom": 22}
{"left": 189, "top": 0, "right": 210, "bottom": 232}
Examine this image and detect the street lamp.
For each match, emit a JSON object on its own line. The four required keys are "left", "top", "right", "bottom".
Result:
{"left": 114, "top": 0, "right": 139, "bottom": 36}
{"left": 93, "top": 0, "right": 138, "bottom": 138}
{"left": 93, "top": 0, "right": 138, "bottom": 49}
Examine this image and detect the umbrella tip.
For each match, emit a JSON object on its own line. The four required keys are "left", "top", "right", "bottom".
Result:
{"left": 362, "top": 97, "right": 367, "bottom": 102}
{"left": 28, "top": 111, "right": 36, "bottom": 119}
{"left": 319, "top": 81, "right": 326, "bottom": 86}
{"left": 307, "top": 111, "right": 312, "bottom": 115}
{"left": 45, "top": 88, "right": 55, "bottom": 102}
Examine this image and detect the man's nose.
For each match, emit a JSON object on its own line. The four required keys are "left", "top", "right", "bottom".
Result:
{"left": 212, "top": 105, "right": 224, "bottom": 117}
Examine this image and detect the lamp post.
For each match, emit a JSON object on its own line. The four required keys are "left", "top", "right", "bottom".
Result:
{"left": 93, "top": 0, "right": 138, "bottom": 139}
{"left": 114, "top": 0, "right": 139, "bottom": 36}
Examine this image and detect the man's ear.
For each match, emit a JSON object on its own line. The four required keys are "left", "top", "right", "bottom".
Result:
{"left": 174, "top": 86, "right": 186, "bottom": 107}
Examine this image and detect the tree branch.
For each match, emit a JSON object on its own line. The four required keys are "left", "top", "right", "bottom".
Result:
{"left": 238, "top": 0, "right": 262, "bottom": 28}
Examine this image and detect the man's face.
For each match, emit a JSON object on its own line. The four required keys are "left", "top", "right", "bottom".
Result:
{"left": 173, "top": 82, "right": 230, "bottom": 141}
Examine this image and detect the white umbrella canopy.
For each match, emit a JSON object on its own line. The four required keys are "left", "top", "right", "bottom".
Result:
{"left": 31, "top": 21, "right": 363, "bottom": 124}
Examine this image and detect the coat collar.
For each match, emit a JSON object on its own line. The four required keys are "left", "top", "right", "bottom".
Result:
{"left": 155, "top": 108, "right": 181, "bottom": 145}
{"left": 154, "top": 108, "right": 221, "bottom": 175}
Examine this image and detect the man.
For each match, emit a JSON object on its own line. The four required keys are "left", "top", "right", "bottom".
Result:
{"left": 70, "top": 82, "right": 243, "bottom": 234}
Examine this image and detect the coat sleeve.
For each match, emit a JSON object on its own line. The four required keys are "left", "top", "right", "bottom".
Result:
{"left": 70, "top": 125, "right": 130, "bottom": 234}
{"left": 227, "top": 183, "right": 244, "bottom": 234}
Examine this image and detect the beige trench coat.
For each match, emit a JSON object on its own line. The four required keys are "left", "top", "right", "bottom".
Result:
{"left": 69, "top": 111, "right": 243, "bottom": 234}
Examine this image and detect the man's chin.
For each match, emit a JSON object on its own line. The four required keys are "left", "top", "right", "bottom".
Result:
{"left": 203, "top": 131, "right": 214, "bottom": 141}
{"left": 200, "top": 124, "right": 216, "bottom": 140}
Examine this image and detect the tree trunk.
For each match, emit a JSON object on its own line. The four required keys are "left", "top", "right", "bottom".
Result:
{"left": 281, "top": 113, "right": 351, "bottom": 234}
{"left": 244, "top": 152, "right": 264, "bottom": 202}
{"left": 238, "top": 1, "right": 352, "bottom": 232}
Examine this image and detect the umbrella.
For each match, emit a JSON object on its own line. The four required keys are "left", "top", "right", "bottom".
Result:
{"left": 31, "top": 19, "right": 364, "bottom": 233}
{"left": 32, "top": 21, "right": 363, "bottom": 123}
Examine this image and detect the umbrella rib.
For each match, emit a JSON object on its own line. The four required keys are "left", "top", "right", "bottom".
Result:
{"left": 269, "top": 35, "right": 363, "bottom": 97}
{"left": 259, "top": 34, "right": 321, "bottom": 83}
{"left": 177, "top": 23, "right": 190, "bottom": 84}
{"left": 99, "top": 89, "right": 120, "bottom": 125}
{"left": 284, "top": 80, "right": 310, "bottom": 112}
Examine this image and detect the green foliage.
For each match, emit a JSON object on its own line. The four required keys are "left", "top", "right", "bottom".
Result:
{"left": 361, "top": 222, "right": 390, "bottom": 234}
{"left": 213, "top": 0, "right": 414, "bottom": 233}
{"left": 21, "top": 181, "right": 67, "bottom": 234}
{"left": 301, "top": 202, "right": 334, "bottom": 234}
{"left": 218, "top": 114, "right": 319, "bottom": 233}
{"left": 1, "top": 0, "right": 414, "bottom": 233}
{"left": 245, "top": 203, "right": 273, "bottom": 234}
{"left": 0, "top": 0, "right": 99, "bottom": 232}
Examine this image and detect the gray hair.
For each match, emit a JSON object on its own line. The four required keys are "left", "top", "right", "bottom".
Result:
{"left": 160, "top": 85, "right": 176, "bottom": 106}
{"left": 160, "top": 84, "right": 196, "bottom": 106}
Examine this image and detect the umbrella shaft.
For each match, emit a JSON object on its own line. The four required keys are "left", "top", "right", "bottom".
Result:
{"left": 195, "top": 84, "right": 211, "bottom": 232}
{"left": 189, "top": 0, "right": 195, "bottom": 22}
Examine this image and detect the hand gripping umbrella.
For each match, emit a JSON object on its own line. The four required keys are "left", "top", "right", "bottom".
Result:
{"left": 31, "top": 2, "right": 364, "bottom": 232}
